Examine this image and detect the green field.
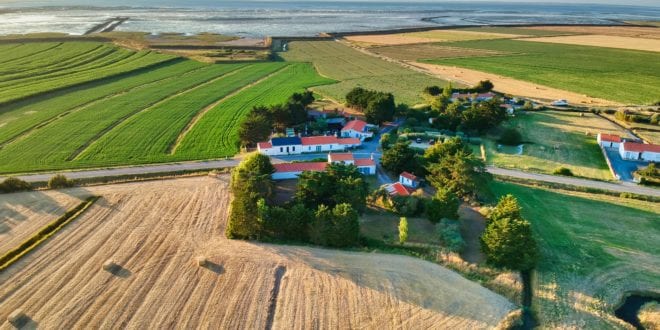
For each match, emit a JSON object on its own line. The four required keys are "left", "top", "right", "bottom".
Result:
{"left": 0, "top": 42, "right": 177, "bottom": 105}
{"left": 483, "top": 111, "right": 625, "bottom": 180}
{"left": 424, "top": 39, "right": 660, "bottom": 104}
{"left": 279, "top": 40, "right": 451, "bottom": 105}
{"left": 0, "top": 42, "right": 334, "bottom": 174}
{"left": 491, "top": 182, "right": 659, "bottom": 328}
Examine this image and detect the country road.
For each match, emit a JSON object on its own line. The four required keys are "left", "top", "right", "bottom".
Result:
{"left": 1, "top": 160, "right": 658, "bottom": 197}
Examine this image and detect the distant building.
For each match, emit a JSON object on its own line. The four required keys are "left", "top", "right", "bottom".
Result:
{"left": 597, "top": 133, "right": 622, "bottom": 148}
{"left": 619, "top": 141, "right": 660, "bottom": 162}
{"left": 399, "top": 172, "right": 420, "bottom": 189}
{"left": 552, "top": 99, "right": 569, "bottom": 107}
{"left": 272, "top": 153, "right": 376, "bottom": 180}
{"left": 451, "top": 92, "right": 495, "bottom": 103}
{"left": 341, "top": 120, "right": 374, "bottom": 140}
{"left": 385, "top": 182, "right": 412, "bottom": 197}
{"left": 258, "top": 136, "right": 360, "bottom": 156}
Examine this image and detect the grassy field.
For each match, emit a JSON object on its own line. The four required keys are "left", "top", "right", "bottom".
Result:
{"left": 0, "top": 42, "right": 335, "bottom": 174}
{"left": 458, "top": 26, "right": 575, "bottom": 37}
{"left": 278, "top": 40, "right": 450, "bottom": 105}
{"left": 370, "top": 43, "right": 506, "bottom": 61}
{"left": 424, "top": 39, "right": 660, "bottom": 104}
{"left": 360, "top": 210, "right": 440, "bottom": 246}
{"left": 483, "top": 111, "right": 626, "bottom": 180}
{"left": 491, "top": 181, "right": 660, "bottom": 328}
{"left": 0, "top": 42, "right": 176, "bottom": 105}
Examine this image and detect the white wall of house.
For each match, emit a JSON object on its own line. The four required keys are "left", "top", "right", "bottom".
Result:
{"left": 641, "top": 151, "right": 660, "bottom": 162}
{"left": 619, "top": 147, "right": 640, "bottom": 161}
{"left": 259, "top": 144, "right": 303, "bottom": 156}
{"left": 400, "top": 176, "right": 416, "bottom": 187}
{"left": 598, "top": 140, "right": 620, "bottom": 148}
{"left": 302, "top": 143, "right": 344, "bottom": 153}
{"left": 357, "top": 165, "right": 376, "bottom": 175}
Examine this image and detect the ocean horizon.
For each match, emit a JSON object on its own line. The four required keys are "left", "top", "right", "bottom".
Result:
{"left": 1, "top": 1, "right": 659, "bottom": 37}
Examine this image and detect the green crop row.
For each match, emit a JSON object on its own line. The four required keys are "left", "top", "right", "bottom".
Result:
{"left": 77, "top": 62, "right": 287, "bottom": 163}
{"left": 0, "top": 60, "right": 206, "bottom": 146}
{"left": 0, "top": 43, "right": 111, "bottom": 78}
{"left": 175, "top": 62, "right": 335, "bottom": 158}
{"left": 0, "top": 63, "right": 245, "bottom": 173}
{"left": 0, "top": 42, "right": 63, "bottom": 66}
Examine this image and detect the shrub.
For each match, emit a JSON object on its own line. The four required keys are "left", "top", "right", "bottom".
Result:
{"left": 390, "top": 195, "right": 424, "bottom": 216}
{"left": 437, "top": 219, "right": 465, "bottom": 253}
{"left": 474, "top": 80, "right": 494, "bottom": 92}
{"left": 553, "top": 167, "right": 574, "bottom": 176}
{"left": 309, "top": 203, "right": 359, "bottom": 247}
{"left": 398, "top": 217, "right": 408, "bottom": 244}
{"left": 426, "top": 188, "right": 460, "bottom": 224}
{"left": 651, "top": 113, "right": 659, "bottom": 125}
{"left": 47, "top": 174, "right": 74, "bottom": 189}
{"left": 424, "top": 85, "right": 442, "bottom": 96}
{"left": 498, "top": 128, "right": 522, "bottom": 146}
{"left": 0, "top": 177, "right": 32, "bottom": 193}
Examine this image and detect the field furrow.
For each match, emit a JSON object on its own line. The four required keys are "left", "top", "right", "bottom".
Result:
{"left": 77, "top": 62, "right": 285, "bottom": 163}
{"left": 0, "top": 43, "right": 111, "bottom": 79}
{"left": 0, "top": 42, "right": 63, "bottom": 66}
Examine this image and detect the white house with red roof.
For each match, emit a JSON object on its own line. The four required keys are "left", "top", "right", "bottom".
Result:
{"left": 341, "top": 120, "right": 374, "bottom": 140}
{"left": 258, "top": 136, "right": 361, "bottom": 156}
{"left": 272, "top": 153, "right": 376, "bottom": 180}
{"left": 597, "top": 133, "right": 622, "bottom": 148}
{"left": 619, "top": 141, "right": 660, "bottom": 162}
{"left": 399, "top": 171, "right": 420, "bottom": 188}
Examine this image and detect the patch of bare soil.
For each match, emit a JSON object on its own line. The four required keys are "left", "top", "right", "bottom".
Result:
{"left": 0, "top": 176, "right": 514, "bottom": 329}
{"left": 525, "top": 26, "right": 660, "bottom": 39}
{"left": 410, "top": 61, "right": 622, "bottom": 107}
{"left": 458, "top": 204, "right": 486, "bottom": 264}
{"left": 521, "top": 35, "right": 660, "bottom": 53}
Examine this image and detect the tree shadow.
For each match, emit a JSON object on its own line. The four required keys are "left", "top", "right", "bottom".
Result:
{"left": 107, "top": 264, "right": 132, "bottom": 278}
{"left": 9, "top": 314, "right": 38, "bottom": 330}
{"left": 200, "top": 261, "right": 225, "bottom": 274}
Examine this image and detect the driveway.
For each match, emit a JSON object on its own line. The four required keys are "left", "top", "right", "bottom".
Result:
{"left": 602, "top": 147, "right": 648, "bottom": 182}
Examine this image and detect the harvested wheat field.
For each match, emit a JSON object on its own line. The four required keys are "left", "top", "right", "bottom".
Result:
{"left": 411, "top": 62, "right": 621, "bottom": 106}
{"left": 345, "top": 29, "right": 520, "bottom": 46}
{"left": 521, "top": 35, "right": 660, "bottom": 52}
{"left": 0, "top": 176, "right": 514, "bottom": 329}
{"left": 526, "top": 26, "right": 660, "bottom": 39}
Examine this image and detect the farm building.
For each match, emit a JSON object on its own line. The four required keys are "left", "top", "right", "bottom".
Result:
{"left": 451, "top": 92, "right": 495, "bottom": 103}
{"left": 597, "top": 133, "right": 622, "bottom": 148}
{"left": 618, "top": 142, "right": 660, "bottom": 162}
{"left": 272, "top": 153, "right": 376, "bottom": 180}
{"left": 399, "top": 172, "right": 420, "bottom": 188}
{"left": 385, "top": 182, "right": 412, "bottom": 197}
{"left": 341, "top": 120, "right": 374, "bottom": 140}
{"left": 258, "top": 136, "right": 361, "bottom": 156}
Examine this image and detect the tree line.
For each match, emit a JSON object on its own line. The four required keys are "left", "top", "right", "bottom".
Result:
{"left": 345, "top": 87, "right": 396, "bottom": 125}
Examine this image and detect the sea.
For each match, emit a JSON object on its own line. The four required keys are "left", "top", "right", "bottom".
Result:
{"left": 0, "top": 1, "right": 659, "bottom": 37}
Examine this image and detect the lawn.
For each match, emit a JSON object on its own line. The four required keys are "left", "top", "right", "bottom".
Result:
{"left": 279, "top": 40, "right": 451, "bottom": 105}
{"left": 360, "top": 209, "right": 440, "bottom": 246}
{"left": 424, "top": 39, "right": 660, "bottom": 104}
{"left": 483, "top": 111, "right": 628, "bottom": 180}
{"left": 490, "top": 181, "right": 660, "bottom": 328}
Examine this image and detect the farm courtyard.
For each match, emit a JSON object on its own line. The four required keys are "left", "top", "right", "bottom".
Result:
{"left": 0, "top": 176, "right": 515, "bottom": 328}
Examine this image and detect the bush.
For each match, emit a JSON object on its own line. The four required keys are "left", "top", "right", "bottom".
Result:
{"left": 651, "top": 113, "right": 659, "bottom": 125}
{"left": 424, "top": 85, "right": 442, "bottom": 96}
{"left": 553, "top": 167, "right": 574, "bottom": 176}
{"left": 309, "top": 203, "right": 359, "bottom": 247}
{"left": 0, "top": 177, "right": 32, "bottom": 193}
{"left": 437, "top": 219, "right": 465, "bottom": 253}
{"left": 390, "top": 195, "right": 424, "bottom": 216}
{"left": 498, "top": 128, "right": 522, "bottom": 146}
{"left": 47, "top": 174, "right": 74, "bottom": 189}
{"left": 426, "top": 188, "right": 460, "bottom": 224}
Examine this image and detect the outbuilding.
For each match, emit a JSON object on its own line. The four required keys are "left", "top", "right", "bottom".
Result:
{"left": 619, "top": 142, "right": 660, "bottom": 162}
{"left": 597, "top": 133, "right": 622, "bottom": 148}
{"left": 399, "top": 172, "right": 420, "bottom": 188}
{"left": 341, "top": 120, "right": 374, "bottom": 140}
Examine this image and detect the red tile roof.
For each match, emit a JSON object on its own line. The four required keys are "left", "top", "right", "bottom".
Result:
{"left": 342, "top": 120, "right": 367, "bottom": 132}
{"left": 273, "top": 162, "right": 328, "bottom": 173}
{"left": 329, "top": 153, "right": 354, "bottom": 162}
{"left": 354, "top": 159, "right": 375, "bottom": 167}
{"left": 338, "top": 138, "right": 361, "bottom": 145}
{"left": 599, "top": 133, "right": 621, "bottom": 143}
{"left": 301, "top": 136, "right": 338, "bottom": 145}
{"left": 622, "top": 142, "right": 660, "bottom": 153}
{"left": 388, "top": 182, "right": 411, "bottom": 196}
{"left": 400, "top": 171, "right": 418, "bottom": 181}
{"left": 258, "top": 142, "right": 272, "bottom": 149}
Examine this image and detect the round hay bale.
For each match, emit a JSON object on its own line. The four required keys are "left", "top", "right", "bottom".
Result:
{"left": 196, "top": 256, "right": 208, "bottom": 267}
{"left": 7, "top": 309, "right": 25, "bottom": 325}
{"left": 102, "top": 260, "right": 117, "bottom": 272}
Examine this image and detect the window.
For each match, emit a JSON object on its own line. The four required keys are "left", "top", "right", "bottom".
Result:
{"left": 280, "top": 147, "right": 283, "bottom": 152}
{"left": 316, "top": 146, "right": 322, "bottom": 152}
{"left": 292, "top": 146, "right": 295, "bottom": 151}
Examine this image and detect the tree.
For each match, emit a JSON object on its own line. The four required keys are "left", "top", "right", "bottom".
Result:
{"left": 309, "top": 203, "right": 359, "bottom": 247}
{"left": 226, "top": 153, "right": 275, "bottom": 239}
{"left": 424, "top": 85, "right": 442, "bottom": 96}
{"left": 442, "top": 82, "right": 453, "bottom": 98}
{"left": 365, "top": 92, "right": 395, "bottom": 124}
{"left": 48, "top": 174, "right": 74, "bottom": 189}
{"left": 380, "top": 132, "right": 394, "bottom": 150}
{"left": 426, "top": 188, "right": 460, "bottom": 223}
{"left": 238, "top": 110, "right": 272, "bottom": 147}
{"left": 424, "top": 137, "right": 472, "bottom": 164}
{"left": 381, "top": 142, "right": 419, "bottom": 175}
{"left": 474, "top": 80, "right": 494, "bottom": 92}
{"left": 481, "top": 194, "right": 538, "bottom": 271}
{"left": 426, "top": 151, "right": 490, "bottom": 198}
{"left": 346, "top": 87, "right": 369, "bottom": 110}
{"left": 399, "top": 217, "right": 408, "bottom": 244}
{"left": 296, "top": 163, "right": 368, "bottom": 213}
{"left": 481, "top": 217, "right": 539, "bottom": 271}
{"left": 461, "top": 98, "right": 506, "bottom": 132}
{"left": 499, "top": 128, "right": 522, "bottom": 146}
{"left": 0, "top": 177, "right": 32, "bottom": 193}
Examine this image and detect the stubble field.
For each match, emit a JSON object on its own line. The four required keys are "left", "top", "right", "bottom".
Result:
{"left": 0, "top": 176, "right": 515, "bottom": 329}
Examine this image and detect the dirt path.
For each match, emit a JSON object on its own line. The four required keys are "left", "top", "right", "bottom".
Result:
{"left": 458, "top": 205, "right": 486, "bottom": 264}
{"left": 410, "top": 61, "right": 622, "bottom": 107}
{"left": 0, "top": 177, "right": 515, "bottom": 329}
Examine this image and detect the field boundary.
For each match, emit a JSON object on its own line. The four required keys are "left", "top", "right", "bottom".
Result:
{"left": 67, "top": 64, "right": 250, "bottom": 161}
{"left": 0, "top": 196, "right": 99, "bottom": 272}
{"left": 168, "top": 64, "right": 292, "bottom": 154}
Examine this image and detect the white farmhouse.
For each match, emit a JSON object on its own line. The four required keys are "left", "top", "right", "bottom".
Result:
{"left": 258, "top": 136, "right": 360, "bottom": 156}
{"left": 341, "top": 120, "right": 374, "bottom": 140}
{"left": 597, "top": 133, "right": 622, "bottom": 148}
{"left": 619, "top": 142, "right": 660, "bottom": 162}
{"left": 272, "top": 153, "right": 376, "bottom": 180}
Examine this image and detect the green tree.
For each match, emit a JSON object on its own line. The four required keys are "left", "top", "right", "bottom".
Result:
{"left": 461, "top": 98, "right": 506, "bottom": 132}
{"left": 426, "top": 188, "right": 460, "bottom": 223}
{"left": 489, "top": 194, "right": 522, "bottom": 222}
{"left": 481, "top": 217, "right": 539, "bottom": 271}
{"left": 379, "top": 132, "right": 394, "bottom": 150}
{"left": 426, "top": 151, "right": 490, "bottom": 198}
{"left": 365, "top": 92, "right": 395, "bottom": 124}
{"left": 423, "top": 137, "right": 471, "bottom": 164}
{"left": 442, "top": 82, "right": 453, "bottom": 98}
{"left": 499, "top": 128, "right": 522, "bottom": 146}
{"left": 424, "top": 85, "right": 442, "bottom": 96}
{"left": 309, "top": 203, "right": 359, "bottom": 247}
{"left": 0, "top": 177, "right": 32, "bottom": 193}
{"left": 399, "top": 217, "right": 408, "bottom": 244}
{"left": 296, "top": 163, "right": 368, "bottom": 213}
{"left": 238, "top": 110, "right": 272, "bottom": 147}
{"left": 226, "top": 153, "right": 275, "bottom": 239}
{"left": 381, "top": 142, "right": 418, "bottom": 175}
{"left": 474, "top": 80, "right": 494, "bottom": 92}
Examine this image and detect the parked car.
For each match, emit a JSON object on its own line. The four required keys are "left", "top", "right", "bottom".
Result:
{"left": 552, "top": 99, "right": 569, "bottom": 106}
